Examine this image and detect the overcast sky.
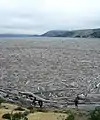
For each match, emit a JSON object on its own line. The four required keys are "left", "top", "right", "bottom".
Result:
{"left": 0, "top": 0, "right": 100, "bottom": 34}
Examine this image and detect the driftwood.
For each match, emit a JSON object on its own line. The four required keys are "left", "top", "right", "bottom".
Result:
{"left": 19, "top": 91, "right": 57, "bottom": 103}
{"left": 0, "top": 86, "right": 100, "bottom": 108}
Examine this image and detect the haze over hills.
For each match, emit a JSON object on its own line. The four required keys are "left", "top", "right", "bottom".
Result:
{"left": 0, "top": 34, "right": 39, "bottom": 37}
{"left": 0, "top": 28, "right": 100, "bottom": 38}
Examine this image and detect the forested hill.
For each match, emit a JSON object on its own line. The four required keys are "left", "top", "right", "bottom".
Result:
{"left": 41, "top": 28, "right": 100, "bottom": 38}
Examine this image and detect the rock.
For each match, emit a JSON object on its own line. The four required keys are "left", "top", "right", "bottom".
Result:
{"left": 78, "top": 94, "right": 86, "bottom": 100}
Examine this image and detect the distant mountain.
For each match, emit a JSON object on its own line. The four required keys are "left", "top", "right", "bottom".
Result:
{"left": 0, "top": 34, "right": 40, "bottom": 37}
{"left": 41, "top": 28, "right": 100, "bottom": 38}
{"left": 1, "top": 28, "right": 100, "bottom": 38}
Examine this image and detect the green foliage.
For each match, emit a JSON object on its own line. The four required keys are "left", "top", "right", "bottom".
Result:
{"left": 66, "top": 114, "right": 74, "bottom": 120}
{"left": 65, "top": 110, "right": 74, "bottom": 120}
{"left": 2, "top": 111, "right": 28, "bottom": 120}
{"left": 27, "top": 106, "right": 33, "bottom": 110}
{"left": 88, "top": 107, "right": 100, "bottom": 120}
{"left": 2, "top": 113, "right": 11, "bottom": 119}
{"left": 27, "top": 106, "right": 34, "bottom": 113}
{"left": 23, "top": 111, "right": 30, "bottom": 116}
{"left": 53, "top": 110, "right": 60, "bottom": 113}
{"left": 64, "top": 110, "right": 73, "bottom": 114}
{"left": 36, "top": 108, "right": 48, "bottom": 112}
{"left": 27, "top": 106, "right": 48, "bottom": 113}
{"left": 12, "top": 112, "right": 23, "bottom": 120}
{"left": 0, "top": 98, "right": 5, "bottom": 105}
{"left": 14, "top": 107, "right": 25, "bottom": 111}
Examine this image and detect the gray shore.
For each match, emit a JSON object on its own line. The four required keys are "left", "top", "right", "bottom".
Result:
{"left": 0, "top": 37, "right": 100, "bottom": 108}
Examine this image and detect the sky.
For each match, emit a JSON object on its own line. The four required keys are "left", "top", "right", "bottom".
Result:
{"left": 0, "top": 0, "right": 100, "bottom": 34}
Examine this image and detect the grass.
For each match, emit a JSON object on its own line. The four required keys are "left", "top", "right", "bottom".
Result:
{"left": 0, "top": 102, "right": 95, "bottom": 120}
{"left": 0, "top": 103, "right": 68, "bottom": 120}
{"left": 14, "top": 106, "right": 25, "bottom": 111}
{"left": 88, "top": 107, "right": 100, "bottom": 120}
{"left": 27, "top": 112, "right": 67, "bottom": 120}
{"left": 2, "top": 112, "right": 28, "bottom": 120}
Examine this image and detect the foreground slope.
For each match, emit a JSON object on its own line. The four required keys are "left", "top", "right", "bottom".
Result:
{"left": 0, "top": 103, "right": 89, "bottom": 120}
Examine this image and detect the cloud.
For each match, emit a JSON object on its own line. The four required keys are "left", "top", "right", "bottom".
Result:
{"left": 0, "top": 0, "right": 100, "bottom": 34}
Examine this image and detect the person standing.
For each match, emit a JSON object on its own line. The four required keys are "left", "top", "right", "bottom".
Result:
{"left": 38, "top": 100, "right": 43, "bottom": 108}
{"left": 74, "top": 95, "right": 79, "bottom": 110}
{"left": 32, "top": 97, "right": 36, "bottom": 107}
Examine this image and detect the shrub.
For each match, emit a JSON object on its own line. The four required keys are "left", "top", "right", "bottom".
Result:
{"left": 12, "top": 112, "right": 28, "bottom": 120}
{"left": 65, "top": 110, "right": 74, "bottom": 120}
{"left": 27, "top": 106, "right": 33, "bottom": 110}
{"left": 27, "top": 106, "right": 35, "bottom": 113}
{"left": 2, "top": 112, "right": 28, "bottom": 120}
{"left": 14, "top": 106, "right": 25, "bottom": 111}
{"left": 23, "top": 111, "right": 30, "bottom": 116}
{"left": 88, "top": 107, "right": 100, "bottom": 120}
{"left": 36, "top": 108, "right": 48, "bottom": 112}
{"left": 64, "top": 110, "right": 73, "bottom": 114}
{"left": 29, "top": 109, "right": 35, "bottom": 113}
{"left": 0, "top": 98, "right": 5, "bottom": 105}
{"left": 12, "top": 112, "right": 23, "bottom": 119}
{"left": 53, "top": 110, "right": 60, "bottom": 113}
{"left": 2, "top": 113, "right": 11, "bottom": 119}
{"left": 66, "top": 114, "right": 74, "bottom": 120}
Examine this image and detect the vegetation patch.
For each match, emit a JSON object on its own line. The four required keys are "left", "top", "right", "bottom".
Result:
{"left": 2, "top": 113, "right": 11, "bottom": 119}
{"left": 88, "top": 107, "right": 100, "bottom": 120}
{"left": 27, "top": 106, "right": 48, "bottom": 113}
{"left": 36, "top": 107, "right": 48, "bottom": 112}
{"left": 65, "top": 110, "right": 74, "bottom": 120}
{"left": 2, "top": 111, "right": 29, "bottom": 120}
{"left": 0, "top": 98, "right": 5, "bottom": 105}
{"left": 14, "top": 106, "right": 25, "bottom": 111}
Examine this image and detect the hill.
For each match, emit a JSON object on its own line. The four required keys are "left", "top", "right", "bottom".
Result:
{"left": 0, "top": 28, "right": 100, "bottom": 38}
{"left": 41, "top": 28, "right": 100, "bottom": 38}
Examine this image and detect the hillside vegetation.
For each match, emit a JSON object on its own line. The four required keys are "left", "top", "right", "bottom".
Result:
{"left": 0, "top": 102, "right": 97, "bottom": 120}
{"left": 41, "top": 28, "right": 100, "bottom": 38}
